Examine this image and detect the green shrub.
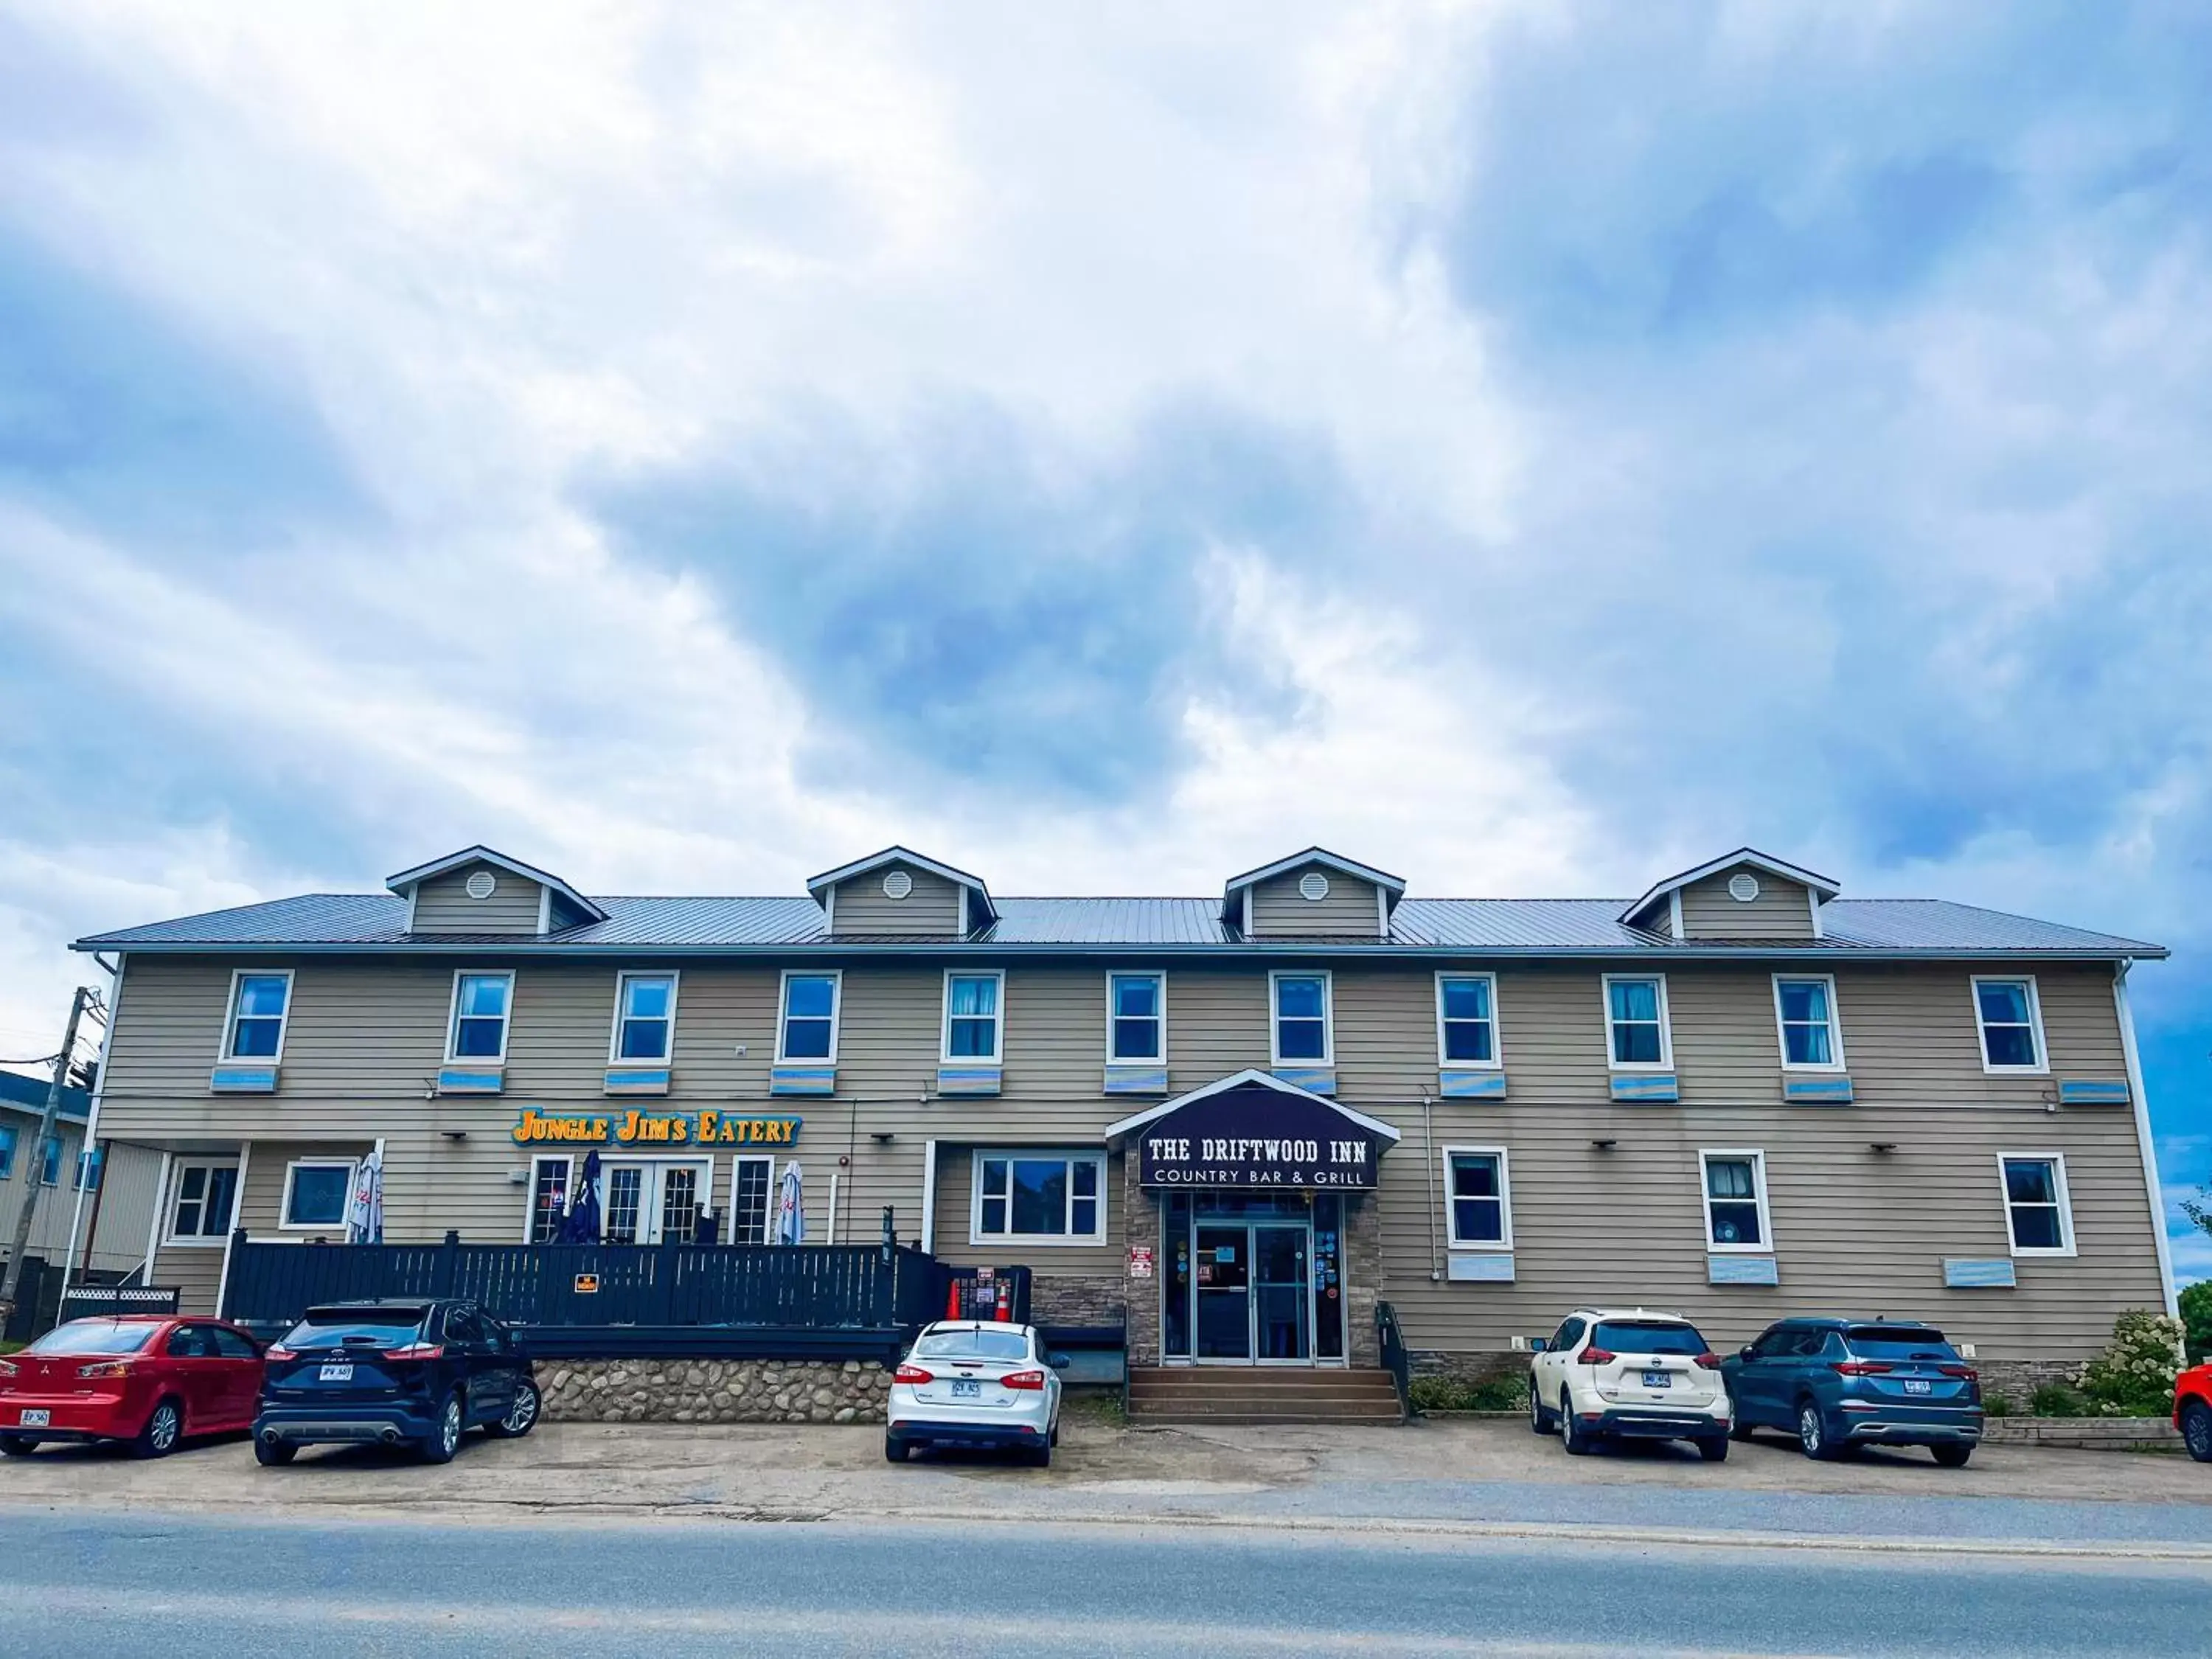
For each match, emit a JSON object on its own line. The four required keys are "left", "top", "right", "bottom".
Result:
{"left": 1981, "top": 1394, "right": 2011, "bottom": 1418}
{"left": 2075, "top": 1309, "right": 2185, "bottom": 1417}
{"left": 2031, "top": 1383, "right": 2090, "bottom": 1417}
{"left": 2180, "top": 1281, "right": 2212, "bottom": 1366}
{"left": 1408, "top": 1374, "right": 1529, "bottom": 1412}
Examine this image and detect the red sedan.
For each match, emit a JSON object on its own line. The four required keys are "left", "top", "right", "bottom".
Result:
{"left": 0, "top": 1315, "right": 265, "bottom": 1458}
{"left": 2176, "top": 1362, "right": 2212, "bottom": 1462}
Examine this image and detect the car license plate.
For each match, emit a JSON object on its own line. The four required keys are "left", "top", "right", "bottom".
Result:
{"left": 1641, "top": 1371, "right": 1672, "bottom": 1388}
{"left": 1903, "top": 1380, "right": 1932, "bottom": 1395}
{"left": 319, "top": 1363, "right": 354, "bottom": 1382}
{"left": 18, "top": 1410, "right": 49, "bottom": 1427}
{"left": 951, "top": 1379, "right": 981, "bottom": 1399}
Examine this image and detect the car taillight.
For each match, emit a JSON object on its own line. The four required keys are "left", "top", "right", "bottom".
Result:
{"left": 265, "top": 1346, "right": 295, "bottom": 1362}
{"left": 382, "top": 1343, "right": 445, "bottom": 1361}
{"left": 1693, "top": 1352, "right": 1722, "bottom": 1370}
{"left": 0, "top": 1360, "right": 16, "bottom": 1379}
{"left": 894, "top": 1364, "right": 933, "bottom": 1385}
{"left": 1832, "top": 1361, "right": 1894, "bottom": 1376}
{"left": 1578, "top": 1347, "right": 1616, "bottom": 1366}
{"left": 78, "top": 1360, "right": 132, "bottom": 1379}
{"left": 1939, "top": 1364, "right": 1978, "bottom": 1380}
{"left": 1002, "top": 1369, "right": 1046, "bottom": 1390}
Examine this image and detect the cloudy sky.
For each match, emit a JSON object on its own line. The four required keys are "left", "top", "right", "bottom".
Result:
{"left": 2, "top": 3, "right": 2208, "bottom": 1273}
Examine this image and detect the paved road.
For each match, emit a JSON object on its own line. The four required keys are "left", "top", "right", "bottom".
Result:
{"left": 1, "top": 1507, "right": 2207, "bottom": 1658}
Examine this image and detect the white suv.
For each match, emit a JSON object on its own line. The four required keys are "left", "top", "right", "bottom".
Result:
{"left": 1529, "top": 1307, "right": 1731, "bottom": 1461}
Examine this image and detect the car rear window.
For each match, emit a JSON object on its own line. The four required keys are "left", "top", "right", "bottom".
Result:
{"left": 1593, "top": 1321, "right": 1707, "bottom": 1355}
{"left": 914, "top": 1329, "right": 1030, "bottom": 1362}
{"left": 26, "top": 1321, "right": 159, "bottom": 1356}
{"left": 1845, "top": 1327, "right": 1957, "bottom": 1361}
{"left": 285, "top": 1308, "right": 429, "bottom": 1347}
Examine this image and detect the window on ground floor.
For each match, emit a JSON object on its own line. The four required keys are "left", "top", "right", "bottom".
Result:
{"left": 168, "top": 1161, "right": 240, "bottom": 1243}
{"left": 972, "top": 1150, "right": 1105, "bottom": 1244}
{"left": 281, "top": 1159, "right": 357, "bottom": 1230}
{"left": 729, "top": 1155, "right": 776, "bottom": 1245}
{"left": 528, "top": 1156, "right": 572, "bottom": 1243}
{"left": 1700, "top": 1150, "right": 1770, "bottom": 1251}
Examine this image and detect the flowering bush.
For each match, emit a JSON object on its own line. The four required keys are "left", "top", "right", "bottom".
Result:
{"left": 2073, "top": 1309, "right": 2185, "bottom": 1417}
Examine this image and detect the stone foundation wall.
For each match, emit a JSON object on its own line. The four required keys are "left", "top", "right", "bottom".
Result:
{"left": 538, "top": 1358, "right": 888, "bottom": 1425}
{"left": 1410, "top": 1349, "right": 1531, "bottom": 1385}
{"left": 1411, "top": 1351, "right": 2091, "bottom": 1413}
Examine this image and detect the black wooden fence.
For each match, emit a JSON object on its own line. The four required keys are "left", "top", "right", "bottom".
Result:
{"left": 219, "top": 1232, "right": 1031, "bottom": 1360}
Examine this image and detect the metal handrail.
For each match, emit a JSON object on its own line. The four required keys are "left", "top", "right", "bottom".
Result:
{"left": 1376, "top": 1299, "right": 1413, "bottom": 1422}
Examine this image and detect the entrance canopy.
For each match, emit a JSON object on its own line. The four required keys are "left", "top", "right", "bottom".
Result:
{"left": 1105, "top": 1069, "right": 1400, "bottom": 1191}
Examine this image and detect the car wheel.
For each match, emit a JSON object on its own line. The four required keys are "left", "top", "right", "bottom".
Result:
{"left": 1050, "top": 1418, "right": 1060, "bottom": 1448}
{"left": 487, "top": 1381, "right": 540, "bottom": 1439}
{"left": 1561, "top": 1406, "right": 1593, "bottom": 1457}
{"left": 132, "top": 1398, "right": 183, "bottom": 1460}
{"left": 2183, "top": 1400, "right": 2212, "bottom": 1464}
{"left": 1027, "top": 1442, "right": 1052, "bottom": 1470}
{"left": 1797, "top": 1400, "right": 1840, "bottom": 1461}
{"left": 254, "top": 1437, "right": 298, "bottom": 1467}
{"left": 1930, "top": 1443, "right": 1973, "bottom": 1469}
{"left": 1728, "top": 1416, "right": 1753, "bottom": 1442}
{"left": 884, "top": 1435, "right": 908, "bottom": 1464}
{"left": 1528, "top": 1379, "right": 1554, "bottom": 1435}
{"left": 1696, "top": 1436, "right": 1730, "bottom": 1463}
{"left": 0, "top": 1435, "right": 37, "bottom": 1458}
{"left": 420, "top": 1394, "right": 463, "bottom": 1464}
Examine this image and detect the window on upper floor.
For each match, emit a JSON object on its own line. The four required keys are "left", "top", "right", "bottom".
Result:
{"left": 1773, "top": 975, "right": 1844, "bottom": 1069}
{"left": 1108, "top": 973, "right": 1164, "bottom": 1062}
{"left": 1271, "top": 971, "right": 1332, "bottom": 1065}
{"left": 1603, "top": 974, "right": 1672, "bottom": 1068}
{"left": 1700, "top": 1150, "right": 1770, "bottom": 1251}
{"left": 943, "top": 972, "right": 1004, "bottom": 1063}
{"left": 778, "top": 973, "right": 840, "bottom": 1062}
{"left": 448, "top": 971, "right": 514, "bottom": 1062}
{"left": 168, "top": 1161, "right": 240, "bottom": 1243}
{"left": 1973, "top": 977, "right": 2046, "bottom": 1072}
{"left": 1436, "top": 973, "right": 1500, "bottom": 1068}
{"left": 223, "top": 970, "right": 293, "bottom": 1060}
{"left": 1443, "top": 1147, "right": 1512, "bottom": 1248}
{"left": 611, "top": 972, "right": 678, "bottom": 1062}
{"left": 2000, "top": 1154, "right": 2075, "bottom": 1256}
{"left": 973, "top": 1150, "right": 1104, "bottom": 1244}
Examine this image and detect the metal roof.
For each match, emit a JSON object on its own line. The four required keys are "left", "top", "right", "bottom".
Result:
{"left": 72, "top": 891, "right": 2166, "bottom": 959}
{"left": 0, "top": 1068, "right": 91, "bottom": 1121}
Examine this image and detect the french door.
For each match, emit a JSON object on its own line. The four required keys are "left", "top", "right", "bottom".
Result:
{"left": 601, "top": 1158, "right": 711, "bottom": 1245}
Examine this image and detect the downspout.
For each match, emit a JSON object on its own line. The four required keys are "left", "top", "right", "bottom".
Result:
{"left": 2114, "top": 960, "right": 2177, "bottom": 1318}
{"left": 1422, "top": 1093, "right": 1440, "bottom": 1281}
{"left": 920, "top": 1138, "right": 938, "bottom": 1253}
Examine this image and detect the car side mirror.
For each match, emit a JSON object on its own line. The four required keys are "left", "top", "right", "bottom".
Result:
{"left": 1528, "top": 1338, "right": 1548, "bottom": 1354}
{"left": 1739, "top": 1346, "right": 1756, "bottom": 1362}
{"left": 1047, "top": 1352, "right": 1071, "bottom": 1370}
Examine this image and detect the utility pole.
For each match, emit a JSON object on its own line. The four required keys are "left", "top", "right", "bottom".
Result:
{"left": 0, "top": 985, "right": 94, "bottom": 1326}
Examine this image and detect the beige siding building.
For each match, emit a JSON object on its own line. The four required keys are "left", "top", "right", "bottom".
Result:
{"left": 74, "top": 842, "right": 2172, "bottom": 1382}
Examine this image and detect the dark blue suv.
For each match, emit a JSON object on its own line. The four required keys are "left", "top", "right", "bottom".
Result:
{"left": 254, "top": 1299, "right": 539, "bottom": 1465}
{"left": 1721, "top": 1318, "right": 1982, "bottom": 1465}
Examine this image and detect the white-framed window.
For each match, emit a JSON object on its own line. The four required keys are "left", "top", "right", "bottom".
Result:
{"left": 526, "top": 1155, "right": 573, "bottom": 1244}
{"left": 279, "top": 1158, "right": 358, "bottom": 1231}
{"left": 0, "top": 1122, "right": 13, "bottom": 1179}
{"left": 75, "top": 1147, "right": 102, "bottom": 1192}
{"left": 447, "top": 970, "right": 515, "bottom": 1062}
{"left": 608, "top": 971, "right": 679, "bottom": 1063}
{"left": 221, "top": 969, "right": 294, "bottom": 1061}
{"left": 1436, "top": 973, "right": 1501, "bottom": 1069}
{"left": 971, "top": 1150, "right": 1106, "bottom": 1245}
{"left": 167, "top": 1160, "right": 240, "bottom": 1245}
{"left": 1699, "top": 1149, "right": 1771, "bottom": 1252}
{"left": 1972, "top": 976, "right": 2047, "bottom": 1073}
{"left": 728, "top": 1154, "right": 778, "bottom": 1245}
{"left": 1772, "top": 974, "right": 1845, "bottom": 1070}
{"left": 1602, "top": 974, "right": 1672, "bottom": 1069}
{"left": 1270, "top": 970, "right": 1333, "bottom": 1065}
{"left": 942, "top": 970, "right": 1004, "bottom": 1063}
{"left": 1107, "top": 972, "right": 1166, "bottom": 1062}
{"left": 777, "top": 970, "right": 841, "bottom": 1063}
{"left": 1999, "top": 1153, "right": 2076, "bottom": 1256}
{"left": 1442, "top": 1146, "right": 1512, "bottom": 1249}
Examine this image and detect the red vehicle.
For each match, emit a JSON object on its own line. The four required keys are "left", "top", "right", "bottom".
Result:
{"left": 2176, "top": 1363, "right": 2212, "bottom": 1462}
{"left": 0, "top": 1315, "right": 265, "bottom": 1458}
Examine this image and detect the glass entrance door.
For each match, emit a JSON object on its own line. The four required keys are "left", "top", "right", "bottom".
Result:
{"left": 1252, "top": 1225, "right": 1311, "bottom": 1363}
{"left": 1194, "top": 1226, "right": 1251, "bottom": 1360}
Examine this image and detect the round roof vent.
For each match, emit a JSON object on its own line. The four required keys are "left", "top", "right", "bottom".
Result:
{"left": 1727, "top": 872, "right": 1760, "bottom": 902}
{"left": 882, "top": 869, "right": 913, "bottom": 900}
{"left": 465, "top": 871, "right": 498, "bottom": 900}
{"left": 1298, "top": 871, "right": 1331, "bottom": 902}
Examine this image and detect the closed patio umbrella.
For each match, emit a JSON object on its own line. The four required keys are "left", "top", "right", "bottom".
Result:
{"left": 345, "top": 1147, "right": 383, "bottom": 1244}
{"left": 774, "top": 1162, "right": 804, "bottom": 1245}
{"left": 560, "top": 1150, "right": 603, "bottom": 1244}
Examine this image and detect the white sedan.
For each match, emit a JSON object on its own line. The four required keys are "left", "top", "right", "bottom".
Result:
{"left": 886, "top": 1321, "right": 1066, "bottom": 1467}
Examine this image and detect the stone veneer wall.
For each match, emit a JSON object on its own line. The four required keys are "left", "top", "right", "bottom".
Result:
{"left": 1029, "top": 1273, "right": 1126, "bottom": 1329}
{"left": 538, "top": 1358, "right": 888, "bottom": 1424}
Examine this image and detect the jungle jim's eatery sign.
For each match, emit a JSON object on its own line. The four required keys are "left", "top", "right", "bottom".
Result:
{"left": 1137, "top": 1081, "right": 1385, "bottom": 1190}
{"left": 510, "top": 1109, "right": 801, "bottom": 1147}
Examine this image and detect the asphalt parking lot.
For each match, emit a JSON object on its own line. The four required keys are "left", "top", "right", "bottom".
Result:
{"left": 1, "top": 1407, "right": 2206, "bottom": 1543}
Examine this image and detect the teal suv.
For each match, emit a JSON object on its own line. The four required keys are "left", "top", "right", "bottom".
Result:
{"left": 1721, "top": 1318, "right": 1983, "bottom": 1466}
